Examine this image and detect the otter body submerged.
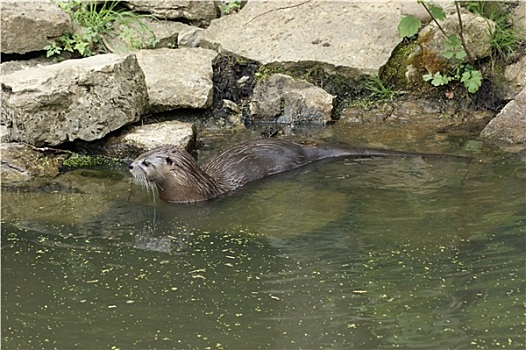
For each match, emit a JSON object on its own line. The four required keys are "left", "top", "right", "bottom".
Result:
{"left": 129, "top": 138, "right": 431, "bottom": 203}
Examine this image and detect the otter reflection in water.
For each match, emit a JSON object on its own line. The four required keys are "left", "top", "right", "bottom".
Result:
{"left": 129, "top": 138, "right": 431, "bottom": 203}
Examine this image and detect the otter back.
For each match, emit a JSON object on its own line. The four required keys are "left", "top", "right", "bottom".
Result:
{"left": 130, "top": 138, "right": 457, "bottom": 203}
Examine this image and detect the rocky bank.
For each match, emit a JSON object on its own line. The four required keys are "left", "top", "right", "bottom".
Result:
{"left": 1, "top": 0, "right": 525, "bottom": 183}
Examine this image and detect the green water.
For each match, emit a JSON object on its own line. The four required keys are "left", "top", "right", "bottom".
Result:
{"left": 1, "top": 141, "right": 525, "bottom": 349}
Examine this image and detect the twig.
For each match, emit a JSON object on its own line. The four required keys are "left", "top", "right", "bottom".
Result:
{"left": 245, "top": 0, "right": 312, "bottom": 25}
{"left": 100, "top": 34, "right": 115, "bottom": 53}
{"left": 22, "top": 143, "right": 74, "bottom": 154}
{"left": 455, "top": 1, "right": 476, "bottom": 62}
{"left": 421, "top": 2, "right": 449, "bottom": 38}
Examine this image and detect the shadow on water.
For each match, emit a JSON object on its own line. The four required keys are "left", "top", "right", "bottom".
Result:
{"left": 1, "top": 144, "right": 525, "bottom": 349}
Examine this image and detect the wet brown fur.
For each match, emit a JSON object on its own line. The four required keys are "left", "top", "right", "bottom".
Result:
{"left": 129, "top": 138, "right": 433, "bottom": 203}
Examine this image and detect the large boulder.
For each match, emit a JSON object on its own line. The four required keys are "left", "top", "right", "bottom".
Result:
{"left": 202, "top": 1, "right": 410, "bottom": 78}
{"left": 1, "top": 54, "right": 148, "bottom": 147}
{"left": 417, "top": 11, "right": 495, "bottom": 61}
{"left": 134, "top": 48, "right": 217, "bottom": 112}
{"left": 480, "top": 87, "right": 526, "bottom": 149}
{"left": 123, "top": 1, "right": 218, "bottom": 26}
{"left": 249, "top": 73, "right": 334, "bottom": 124}
{"left": 1, "top": 1, "right": 72, "bottom": 54}
{"left": 405, "top": 10, "right": 495, "bottom": 84}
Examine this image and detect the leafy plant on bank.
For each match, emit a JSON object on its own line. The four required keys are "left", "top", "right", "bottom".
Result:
{"left": 44, "top": 0, "right": 156, "bottom": 58}
{"left": 218, "top": 1, "right": 243, "bottom": 16}
{"left": 364, "top": 76, "right": 398, "bottom": 101}
{"left": 398, "top": 0, "right": 482, "bottom": 94}
{"left": 463, "top": 1, "right": 525, "bottom": 63}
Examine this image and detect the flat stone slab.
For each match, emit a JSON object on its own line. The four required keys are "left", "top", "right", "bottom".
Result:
{"left": 134, "top": 48, "right": 218, "bottom": 112}
{"left": 202, "top": 1, "right": 412, "bottom": 78}
{"left": 121, "top": 120, "right": 197, "bottom": 152}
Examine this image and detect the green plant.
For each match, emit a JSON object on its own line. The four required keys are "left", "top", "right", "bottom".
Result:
{"left": 463, "top": 1, "right": 525, "bottom": 62}
{"left": 398, "top": 1, "right": 483, "bottom": 94}
{"left": 43, "top": 42, "right": 62, "bottom": 57}
{"left": 63, "top": 154, "right": 111, "bottom": 167}
{"left": 45, "top": 32, "right": 93, "bottom": 57}
{"left": 218, "top": 1, "right": 243, "bottom": 16}
{"left": 45, "top": 0, "right": 156, "bottom": 58}
{"left": 363, "top": 76, "right": 398, "bottom": 101}
{"left": 423, "top": 63, "right": 481, "bottom": 93}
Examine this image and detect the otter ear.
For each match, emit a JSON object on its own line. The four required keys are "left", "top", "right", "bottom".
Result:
{"left": 165, "top": 157, "right": 173, "bottom": 165}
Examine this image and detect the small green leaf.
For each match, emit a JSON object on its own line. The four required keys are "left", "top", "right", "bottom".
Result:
{"left": 445, "top": 34, "right": 462, "bottom": 49}
{"left": 428, "top": 3, "right": 446, "bottom": 21}
{"left": 443, "top": 51, "right": 455, "bottom": 59}
{"left": 398, "top": 15, "right": 422, "bottom": 38}
{"left": 455, "top": 50, "right": 467, "bottom": 60}
{"left": 425, "top": 72, "right": 451, "bottom": 86}
{"left": 422, "top": 73, "right": 434, "bottom": 82}
{"left": 461, "top": 70, "right": 482, "bottom": 93}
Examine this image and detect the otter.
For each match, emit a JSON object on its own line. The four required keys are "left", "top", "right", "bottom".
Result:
{"left": 129, "top": 138, "right": 435, "bottom": 203}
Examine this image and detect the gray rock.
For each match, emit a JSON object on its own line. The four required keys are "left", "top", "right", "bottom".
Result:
{"left": 178, "top": 26, "right": 204, "bottom": 48}
{"left": 504, "top": 55, "right": 526, "bottom": 100}
{"left": 0, "top": 142, "right": 67, "bottom": 183}
{"left": 147, "top": 20, "right": 202, "bottom": 49}
{"left": 249, "top": 74, "right": 334, "bottom": 124}
{"left": 202, "top": 1, "right": 408, "bottom": 78}
{"left": 123, "top": 0, "right": 218, "bottom": 26}
{"left": 418, "top": 11, "right": 495, "bottom": 60}
{"left": 1, "top": 54, "right": 148, "bottom": 147}
{"left": 1, "top": 1, "right": 72, "bottom": 54}
{"left": 0, "top": 57, "right": 56, "bottom": 75}
{"left": 398, "top": 1, "right": 454, "bottom": 20}
{"left": 106, "top": 18, "right": 204, "bottom": 51}
{"left": 120, "top": 120, "right": 197, "bottom": 154}
{"left": 480, "top": 87, "right": 526, "bottom": 147}
{"left": 512, "top": 1, "right": 526, "bottom": 32}
{"left": 134, "top": 48, "right": 217, "bottom": 112}
{"left": 405, "top": 10, "right": 495, "bottom": 84}
{"left": 148, "top": 19, "right": 186, "bottom": 49}
{"left": 0, "top": 125, "right": 10, "bottom": 143}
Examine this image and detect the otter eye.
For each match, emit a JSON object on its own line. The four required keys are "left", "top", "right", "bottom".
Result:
{"left": 142, "top": 160, "right": 150, "bottom": 167}
{"left": 165, "top": 157, "right": 173, "bottom": 165}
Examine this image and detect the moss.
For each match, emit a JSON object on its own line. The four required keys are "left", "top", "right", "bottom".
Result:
{"left": 254, "top": 65, "right": 286, "bottom": 81}
{"left": 63, "top": 153, "right": 115, "bottom": 168}
{"left": 381, "top": 39, "right": 419, "bottom": 87}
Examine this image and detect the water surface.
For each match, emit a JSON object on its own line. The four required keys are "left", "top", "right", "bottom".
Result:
{"left": 2, "top": 131, "right": 525, "bottom": 349}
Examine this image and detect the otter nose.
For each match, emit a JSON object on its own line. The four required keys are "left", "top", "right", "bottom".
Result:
{"left": 124, "top": 158, "right": 134, "bottom": 170}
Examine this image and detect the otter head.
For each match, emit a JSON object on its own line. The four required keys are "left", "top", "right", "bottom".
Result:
{"left": 129, "top": 145, "right": 224, "bottom": 203}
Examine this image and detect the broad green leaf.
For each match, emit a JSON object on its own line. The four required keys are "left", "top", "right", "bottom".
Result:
{"left": 461, "top": 70, "right": 482, "bottom": 93}
{"left": 443, "top": 51, "right": 455, "bottom": 59}
{"left": 445, "top": 34, "right": 462, "bottom": 49}
{"left": 423, "top": 73, "right": 434, "bottom": 82}
{"left": 427, "top": 72, "right": 451, "bottom": 86}
{"left": 428, "top": 3, "right": 446, "bottom": 21}
{"left": 398, "top": 15, "right": 422, "bottom": 38}
{"left": 455, "top": 50, "right": 467, "bottom": 60}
